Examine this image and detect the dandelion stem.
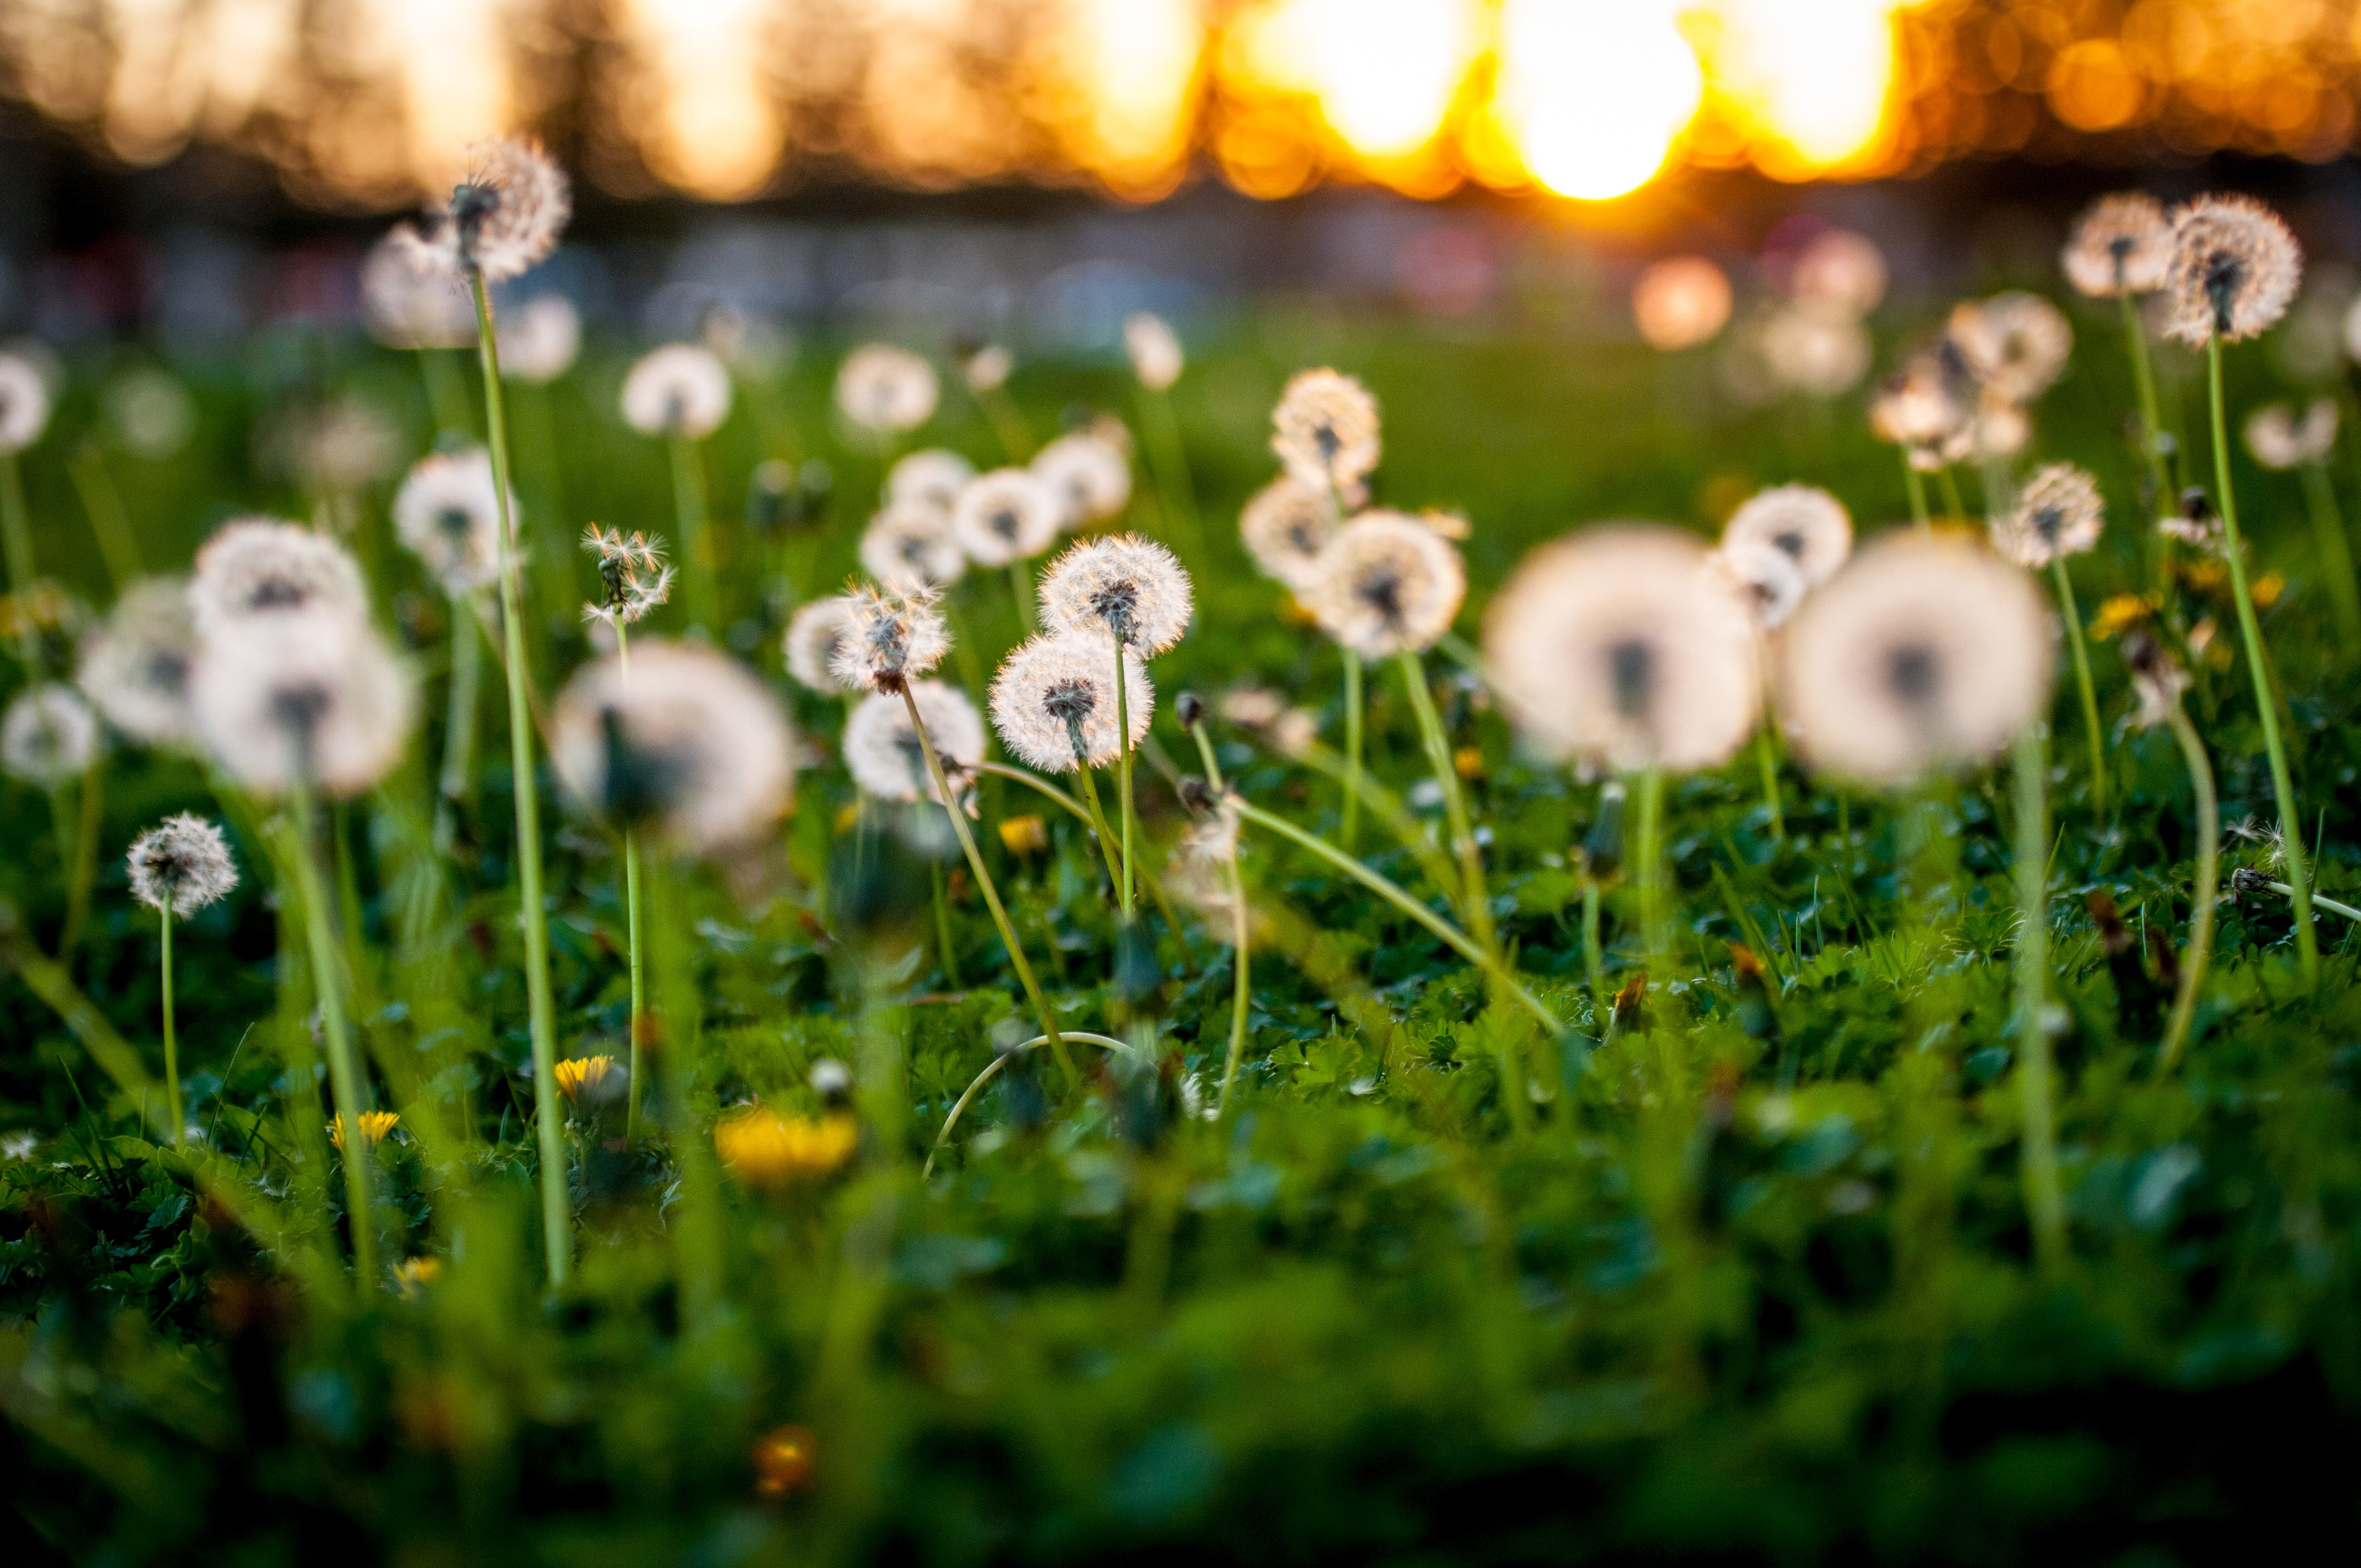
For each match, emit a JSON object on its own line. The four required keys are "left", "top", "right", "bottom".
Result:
{"left": 668, "top": 431, "right": 717, "bottom": 632}
{"left": 1341, "top": 649, "right": 1363, "bottom": 851}
{"left": 1008, "top": 560, "right": 1037, "bottom": 633}
{"left": 0, "top": 450, "right": 38, "bottom": 667}
{"left": 1112, "top": 644, "right": 1137, "bottom": 921}
{"left": 2049, "top": 558, "right": 2108, "bottom": 814}
{"left": 65, "top": 442, "right": 140, "bottom": 591}
{"left": 1936, "top": 465, "right": 1968, "bottom": 525}
{"left": 2119, "top": 291, "right": 2175, "bottom": 523}
{"left": 2012, "top": 725, "right": 2065, "bottom": 1274}
{"left": 966, "top": 760, "right": 1184, "bottom": 935}
{"left": 159, "top": 907, "right": 181, "bottom": 1147}
{"left": 433, "top": 597, "right": 481, "bottom": 853}
{"left": 2249, "top": 879, "right": 2361, "bottom": 922}
{"left": 1754, "top": 727, "right": 1786, "bottom": 839}
{"left": 469, "top": 271, "right": 569, "bottom": 1288}
{"left": 2207, "top": 333, "right": 2318, "bottom": 985}
{"left": 1216, "top": 856, "right": 1252, "bottom": 1118}
{"left": 2297, "top": 461, "right": 2361, "bottom": 644}
{"left": 929, "top": 859, "right": 962, "bottom": 989}
{"left": 923, "top": 1032, "right": 1134, "bottom": 1179}
{"left": 2158, "top": 701, "right": 2218, "bottom": 1072}
{"left": 618, "top": 624, "right": 646, "bottom": 1143}
{"left": 57, "top": 761, "right": 101, "bottom": 962}
{"left": 418, "top": 347, "right": 472, "bottom": 437}
{"left": 1273, "top": 733, "right": 1458, "bottom": 901}
{"left": 1900, "top": 451, "right": 1931, "bottom": 536}
{"left": 1582, "top": 879, "right": 1604, "bottom": 1010}
{"left": 1138, "top": 385, "right": 1200, "bottom": 552}
{"left": 289, "top": 781, "right": 377, "bottom": 1286}
{"left": 899, "top": 685, "right": 1075, "bottom": 1088}
{"left": 1187, "top": 717, "right": 1222, "bottom": 788}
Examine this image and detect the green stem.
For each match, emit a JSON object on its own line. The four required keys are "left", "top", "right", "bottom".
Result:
{"left": 2120, "top": 291, "right": 2175, "bottom": 523}
{"left": 1631, "top": 767, "right": 1668, "bottom": 976}
{"left": 159, "top": 908, "right": 181, "bottom": 1146}
{"left": 1065, "top": 746, "right": 1128, "bottom": 899}
{"left": 923, "top": 1032, "right": 1135, "bottom": 1179}
{"left": 2208, "top": 334, "right": 2318, "bottom": 984}
{"left": 1113, "top": 643, "right": 1136, "bottom": 920}
{"left": 470, "top": 272, "right": 569, "bottom": 1287}
{"left": 1273, "top": 734, "right": 1457, "bottom": 901}
{"left": 289, "top": 782, "right": 377, "bottom": 1286}
{"left": 65, "top": 442, "right": 140, "bottom": 591}
{"left": 2158, "top": 702, "right": 2217, "bottom": 1073}
{"left": 433, "top": 597, "right": 481, "bottom": 853}
{"left": 966, "top": 760, "right": 1184, "bottom": 937}
{"left": 419, "top": 347, "right": 472, "bottom": 437}
{"left": 0, "top": 451, "right": 37, "bottom": 667}
{"left": 1397, "top": 651, "right": 1492, "bottom": 943}
{"left": 1341, "top": 649, "right": 1363, "bottom": 851}
{"left": 931, "top": 859, "right": 963, "bottom": 989}
{"left": 1009, "top": 560, "right": 1037, "bottom": 634}
{"left": 2050, "top": 558, "right": 2108, "bottom": 814}
{"left": 1215, "top": 856, "right": 1251, "bottom": 1117}
{"left": 1582, "top": 879, "right": 1604, "bottom": 1011}
{"left": 2298, "top": 461, "right": 2361, "bottom": 644}
{"left": 2257, "top": 880, "right": 2361, "bottom": 922}
{"left": 1754, "top": 727, "right": 1786, "bottom": 839}
{"left": 619, "top": 627, "right": 646, "bottom": 1142}
{"left": 1139, "top": 385, "right": 1200, "bottom": 552}
{"left": 1187, "top": 718, "right": 1223, "bottom": 788}
{"left": 1936, "top": 465, "right": 1967, "bottom": 524}
{"left": 1901, "top": 451, "right": 1932, "bottom": 536}
{"left": 669, "top": 432, "right": 716, "bottom": 632}
{"left": 2012, "top": 726, "right": 2064, "bottom": 1274}
{"left": 57, "top": 763, "right": 101, "bottom": 962}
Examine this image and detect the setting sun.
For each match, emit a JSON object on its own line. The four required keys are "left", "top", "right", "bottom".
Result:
{"left": 1495, "top": 0, "right": 1704, "bottom": 200}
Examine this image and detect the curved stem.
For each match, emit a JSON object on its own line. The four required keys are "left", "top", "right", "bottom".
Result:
{"left": 160, "top": 909, "right": 181, "bottom": 1146}
{"left": 1341, "top": 650, "right": 1363, "bottom": 851}
{"left": 1187, "top": 718, "right": 1223, "bottom": 788}
{"left": 921, "top": 1032, "right": 1136, "bottom": 1179}
{"left": 1277, "top": 734, "right": 1459, "bottom": 903}
{"left": 2012, "top": 726, "right": 2065, "bottom": 1275}
{"left": 970, "top": 760, "right": 1184, "bottom": 935}
{"left": 2158, "top": 703, "right": 2217, "bottom": 1073}
{"left": 2050, "top": 558, "right": 2108, "bottom": 814}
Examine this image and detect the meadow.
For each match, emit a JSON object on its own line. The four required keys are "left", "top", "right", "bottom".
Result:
{"left": 3, "top": 169, "right": 2360, "bottom": 1563}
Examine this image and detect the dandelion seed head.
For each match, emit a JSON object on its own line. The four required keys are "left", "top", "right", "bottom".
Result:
{"left": 836, "top": 344, "right": 938, "bottom": 433}
{"left": 1993, "top": 462, "right": 2106, "bottom": 568}
{"left": 1125, "top": 312, "right": 1184, "bottom": 390}
{"left": 127, "top": 813, "right": 238, "bottom": 915}
{"left": 1721, "top": 484, "right": 1852, "bottom": 587}
{"left": 2164, "top": 194, "right": 2303, "bottom": 346}
{"left": 1486, "top": 525, "right": 1759, "bottom": 772}
{"left": 621, "top": 344, "right": 733, "bottom": 439}
{"left": 1778, "top": 533, "right": 2052, "bottom": 786}
{"left": 1973, "top": 390, "right": 2032, "bottom": 459}
{"left": 552, "top": 641, "right": 795, "bottom": 856}
{"left": 1713, "top": 538, "right": 1809, "bottom": 631}
{"left": 1305, "top": 511, "right": 1464, "bottom": 661}
{"left": 1038, "top": 533, "right": 1193, "bottom": 653}
{"left": 951, "top": 468, "right": 1061, "bottom": 567}
{"left": 1868, "top": 353, "right": 1971, "bottom": 460}
{"left": 580, "top": 526, "right": 671, "bottom": 629}
{"left": 1030, "top": 429, "right": 1133, "bottom": 529}
{"left": 2, "top": 684, "right": 100, "bottom": 787}
{"left": 0, "top": 352, "right": 50, "bottom": 453}
{"left": 2244, "top": 398, "right": 2339, "bottom": 470}
{"left": 360, "top": 235, "right": 476, "bottom": 350}
{"left": 396, "top": 138, "right": 570, "bottom": 284}
{"left": 1238, "top": 473, "right": 1340, "bottom": 592}
{"left": 860, "top": 500, "right": 967, "bottom": 590}
{"left": 2064, "top": 192, "right": 2174, "bottom": 298}
{"left": 498, "top": 294, "right": 581, "bottom": 384}
{"left": 77, "top": 577, "right": 199, "bottom": 749}
{"left": 844, "top": 679, "right": 984, "bottom": 807}
{"left": 784, "top": 595, "right": 860, "bottom": 694}
{"left": 191, "top": 610, "right": 417, "bottom": 798}
{"left": 1948, "top": 292, "right": 2073, "bottom": 404}
{"left": 963, "top": 344, "right": 1013, "bottom": 393}
{"left": 1271, "top": 368, "right": 1381, "bottom": 492}
{"left": 831, "top": 585, "right": 949, "bottom": 694}
{"left": 188, "top": 519, "right": 367, "bottom": 639}
{"left": 1762, "top": 303, "right": 1872, "bottom": 397}
{"left": 887, "top": 449, "right": 976, "bottom": 515}
{"left": 393, "top": 449, "right": 516, "bottom": 596}
{"left": 989, "top": 632, "right": 1152, "bottom": 774}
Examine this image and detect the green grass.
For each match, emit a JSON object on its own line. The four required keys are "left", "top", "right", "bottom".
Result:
{"left": 5, "top": 287, "right": 2361, "bottom": 1562}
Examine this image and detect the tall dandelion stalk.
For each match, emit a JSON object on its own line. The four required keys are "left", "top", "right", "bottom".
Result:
{"left": 127, "top": 815, "right": 239, "bottom": 1150}
{"left": 2012, "top": 725, "right": 2064, "bottom": 1272}
{"left": 289, "top": 781, "right": 379, "bottom": 1284}
{"left": 2121, "top": 634, "right": 2217, "bottom": 1072}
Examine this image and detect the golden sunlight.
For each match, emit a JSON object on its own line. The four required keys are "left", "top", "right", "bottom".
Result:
{"left": 1052, "top": 0, "right": 1207, "bottom": 200}
{"left": 622, "top": 0, "right": 779, "bottom": 200}
{"left": 1495, "top": 0, "right": 1704, "bottom": 201}
{"left": 1700, "top": 0, "right": 1904, "bottom": 177}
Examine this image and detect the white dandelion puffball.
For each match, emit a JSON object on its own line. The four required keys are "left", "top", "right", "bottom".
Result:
{"left": 127, "top": 813, "right": 238, "bottom": 916}
{"left": 1947, "top": 292, "right": 2073, "bottom": 405}
{"left": 360, "top": 236, "right": 476, "bottom": 350}
{"left": 106, "top": 368, "right": 195, "bottom": 460}
{"left": 888, "top": 449, "right": 977, "bottom": 515}
{"left": 836, "top": 344, "right": 938, "bottom": 434}
{"left": 188, "top": 518, "right": 368, "bottom": 639}
{"left": 1484, "top": 525, "right": 1760, "bottom": 773}
{"left": 77, "top": 577, "right": 199, "bottom": 748}
{"left": 989, "top": 631, "right": 1154, "bottom": 774}
{"left": 1125, "top": 312, "right": 1184, "bottom": 390}
{"left": 1791, "top": 229, "right": 1888, "bottom": 318}
{"left": 191, "top": 611, "right": 418, "bottom": 799}
{"left": 1239, "top": 473, "right": 1340, "bottom": 592}
{"left": 1992, "top": 462, "right": 2105, "bottom": 569}
{"left": 785, "top": 595, "right": 861, "bottom": 694}
{"left": 294, "top": 398, "right": 403, "bottom": 494}
{"left": 861, "top": 500, "right": 967, "bottom": 590}
{"left": 395, "top": 138, "right": 570, "bottom": 284}
{"left": 1632, "top": 257, "right": 1733, "bottom": 352}
{"left": 1031, "top": 429, "right": 1133, "bottom": 530}
{"left": 393, "top": 449, "right": 517, "bottom": 596}
{"left": 1037, "top": 533, "right": 1194, "bottom": 654}
{"left": 0, "top": 352, "right": 50, "bottom": 453}
{"left": 844, "top": 680, "right": 984, "bottom": 806}
{"left": 2164, "top": 194, "right": 2303, "bottom": 347}
{"left": 1779, "top": 533, "right": 2053, "bottom": 787}
{"left": 579, "top": 527, "right": 672, "bottom": 630}
{"left": 498, "top": 294, "right": 581, "bottom": 384}
{"left": 1271, "top": 368, "right": 1381, "bottom": 493}
{"left": 830, "top": 586, "right": 950, "bottom": 694}
{"left": 621, "top": 344, "right": 733, "bottom": 439}
{"left": 552, "top": 641, "right": 794, "bottom": 857}
{"left": 952, "top": 468, "right": 1062, "bottom": 567}
{"left": 964, "top": 344, "right": 1013, "bottom": 393}
{"left": 2, "top": 684, "right": 101, "bottom": 787}
{"left": 1762, "top": 303, "right": 1872, "bottom": 398}
{"left": 2245, "top": 398, "right": 2340, "bottom": 471}
{"left": 1720, "top": 484, "right": 1852, "bottom": 587}
{"left": 2063, "top": 192, "right": 2174, "bottom": 299}
{"left": 1305, "top": 511, "right": 1465, "bottom": 661}
{"left": 1715, "top": 539, "right": 1809, "bottom": 632}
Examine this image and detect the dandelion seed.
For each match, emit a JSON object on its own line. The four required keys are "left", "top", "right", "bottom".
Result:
{"left": 2164, "top": 194, "right": 2303, "bottom": 346}
{"left": 1124, "top": 312, "right": 1184, "bottom": 390}
{"left": 329, "top": 1111, "right": 401, "bottom": 1152}
{"left": 621, "top": 344, "right": 733, "bottom": 439}
{"left": 950, "top": 469, "right": 1061, "bottom": 567}
{"left": 830, "top": 585, "right": 949, "bottom": 695}
{"left": 1486, "top": 526, "right": 1759, "bottom": 772}
{"left": 187, "top": 518, "right": 367, "bottom": 639}
{"left": 989, "top": 632, "right": 1153, "bottom": 773}
{"left": 360, "top": 236, "right": 476, "bottom": 350}
{"left": 1031, "top": 429, "right": 1133, "bottom": 529}
{"left": 1238, "top": 473, "right": 1340, "bottom": 592}
{"left": 1993, "top": 463, "right": 2106, "bottom": 569}
{"left": 1948, "top": 292, "right": 2074, "bottom": 404}
{"left": 394, "top": 138, "right": 570, "bottom": 283}
{"left": 784, "top": 595, "right": 860, "bottom": 694}
{"left": 1721, "top": 484, "right": 1852, "bottom": 586}
{"left": 1778, "top": 533, "right": 2052, "bottom": 786}
{"left": 1791, "top": 229, "right": 1888, "bottom": 317}
{"left": 835, "top": 344, "right": 938, "bottom": 434}
{"left": 1037, "top": 533, "right": 1193, "bottom": 653}
{"left": 1763, "top": 303, "right": 1872, "bottom": 397}
{"left": 2064, "top": 192, "right": 2174, "bottom": 298}
{"left": 1304, "top": 511, "right": 1464, "bottom": 661}
{"left": 1713, "top": 538, "right": 1809, "bottom": 631}
{"left": 2244, "top": 398, "right": 2340, "bottom": 470}
{"left": 580, "top": 526, "right": 672, "bottom": 629}
{"left": 887, "top": 449, "right": 977, "bottom": 514}
{"left": 393, "top": 450, "right": 516, "bottom": 597}
{"left": 860, "top": 500, "right": 966, "bottom": 590}
{"left": 1271, "top": 368, "right": 1380, "bottom": 495}
{"left": 77, "top": 578, "right": 199, "bottom": 748}
{"left": 551, "top": 641, "right": 795, "bottom": 856}
{"left": 844, "top": 679, "right": 985, "bottom": 807}
{"left": 1632, "top": 257, "right": 1733, "bottom": 352}
{"left": 498, "top": 294, "right": 581, "bottom": 384}
{"left": 0, "top": 352, "right": 50, "bottom": 453}
{"left": 2, "top": 684, "right": 100, "bottom": 787}
{"left": 126, "top": 813, "right": 238, "bottom": 916}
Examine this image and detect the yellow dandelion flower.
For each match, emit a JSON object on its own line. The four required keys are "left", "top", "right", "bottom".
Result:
{"left": 391, "top": 1256, "right": 443, "bottom": 1300}
{"left": 2090, "top": 594, "right": 2157, "bottom": 641}
{"left": 998, "top": 814, "right": 1049, "bottom": 855}
{"left": 554, "top": 1055, "right": 621, "bottom": 1104}
{"left": 329, "top": 1110, "right": 401, "bottom": 1152}
{"left": 715, "top": 1108, "right": 858, "bottom": 1187}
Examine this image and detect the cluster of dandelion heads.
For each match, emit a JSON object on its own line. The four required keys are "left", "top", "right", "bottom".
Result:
{"left": 1721, "top": 484, "right": 1852, "bottom": 587}
{"left": 188, "top": 519, "right": 367, "bottom": 639}
{"left": 1779, "top": 534, "right": 2052, "bottom": 786}
{"left": 395, "top": 138, "right": 570, "bottom": 283}
{"left": 836, "top": 344, "right": 938, "bottom": 434}
{"left": 831, "top": 585, "right": 949, "bottom": 695}
{"left": 1125, "top": 312, "right": 1183, "bottom": 389}
{"left": 581, "top": 526, "right": 673, "bottom": 629}
{"left": 990, "top": 632, "right": 1152, "bottom": 773}
{"left": 1271, "top": 368, "right": 1380, "bottom": 497}
{"left": 2165, "top": 194, "right": 2303, "bottom": 346}
{"left": 1713, "top": 539, "right": 1809, "bottom": 632}
{"left": 888, "top": 449, "right": 977, "bottom": 514}
{"left": 785, "top": 596, "right": 860, "bottom": 694}
{"left": 1239, "top": 473, "right": 1340, "bottom": 592}
{"left": 1994, "top": 463, "right": 2106, "bottom": 569}
{"left": 860, "top": 500, "right": 966, "bottom": 591}
{"left": 127, "top": 813, "right": 238, "bottom": 916}
{"left": 951, "top": 468, "right": 1060, "bottom": 567}
{"left": 393, "top": 449, "right": 515, "bottom": 597}
{"left": 0, "top": 352, "right": 51, "bottom": 453}
{"left": 77, "top": 578, "right": 198, "bottom": 748}
{"left": 621, "top": 344, "right": 733, "bottom": 439}
{"left": 844, "top": 679, "right": 985, "bottom": 805}
{"left": 1031, "top": 429, "right": 1133, "bottom": 530}
{"left": 1305, "top": 511, "right": 1464, "bottom": 661}
{"left": 1486, "top": 526, "right": 1759, "bottom": 773}
{"left": 2245, "top": 398, "right": 2339, "bottom": 470}
{"left": 498, "top": 294, "right": 581, "bottom": 384}
{"left": 1038, "top": 533, "right": 1193, "bottom": 652}
{"left": 191, "top": 611, "right": 418, "bottom": 798}
{"left": 1947, "top": 292, "right": 2073, "bottom": 405}
{"left": 2, "top": 684, "right": 101, "bottom": 788}
{"left": 552, "top": 641, "right": 795, "bottom": 856}
{"left": 360, "top": 236, "right": 475, "bottom": 350}
{"left": 2064, "top": 192, "right": 2174, "bottom": 298}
